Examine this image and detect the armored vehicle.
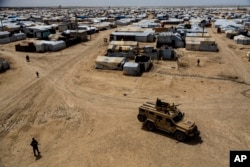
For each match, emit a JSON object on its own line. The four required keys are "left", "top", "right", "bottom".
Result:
{"left": 137, "top": 98, "right": 200, "bottom": 142}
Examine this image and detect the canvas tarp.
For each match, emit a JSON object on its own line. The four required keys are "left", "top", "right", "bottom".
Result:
{"left": 234, "top": 35, "right": 250, "bottom": 45}
{"left": 34, "top": 40, "right": 66, "bottom": 52}
{"left": 95, "top": 56, "right": 126, "bottom": 70}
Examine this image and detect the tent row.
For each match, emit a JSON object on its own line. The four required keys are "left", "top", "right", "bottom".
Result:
{"left": 15, "top": 40, "right": 66, "bottom": 52}
{"left": 0, "top": 32, "right": 26, "bottom": 44}
{"left": 95, "top": 55, "right": 152, "bottom": 76}
{"left": 185, "top": 37, "right": 218, "bottom": 52}
{"left": 233, "top": 35, "right": 250, "bottom": 45}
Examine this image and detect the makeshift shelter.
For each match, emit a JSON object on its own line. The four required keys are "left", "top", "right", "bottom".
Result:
{"left": 108, "top": 41, "right": 138, "bottom": 59}
{"left": 2, "top": 23, "right": 21, "bottom": 33}
{"left": 110, "top": 31, "right": 154, "bottom": 42}
{"left": 160, "top": 19, "right": 184, "bottom": 25}
{"left": 156, "top": 32, "right": 184, "bottom": 48}
{"left": 234, "top": 35, "right": 250, "bottom": 45}
{"left": 185, "top": 37, "right": 218, "bottom": 51}
{"left": 95, "top": 56, "right": 126, "bottom": 70}
{"left": 123, "top": 62, "right": 141, "bottom": 76}
{"left": 109, "top": 41, "right": 138, "bottom": 47}
{"left": 158, "top": 46, "right": 176, "bottom": 60}
{"left": 225, "top": 30, "right": 238, "bottom": 39}
{"left": 0, "top": 31, "right": 26, "bottom": 44}
{"left": 94, "top": 22, "right": 114, "bottom": 31}
{"left": 186, "top": 33, "right": 210, "bottom": 38}
{"left": 135, "top": 55, "right": 152, "bottom": 72}
{"left": 142, "top": 46, "right": 158, "bottom": 60}
{"left": 135, "top": 32, "right": 154, "bottom": 42}
{"left": 13, "top": 33, "right": 26, "bottom": 41}
{"left": 0, "top": 58, "right": 10, "bottom": 72}
{"left": 0, "top": 31, "right": 11, "bottom": 44}
{"left": 115, "top": 19, "right": 131, "bottom": 26}
{"left": 48, "top": 33, "right": 64, "bottom": 41}
{"left": 34, "top": 42, "right": 47, "bottom": 53}
{"left": 23, "top": 25, "right": 55, "bottom": 38}
{"left": 63, "top": 30, "right": 88, "bottom": 42}
{"left": 108, "top": 45, "right": 135, "bottom": 59}
{"left": 0, "top": 31, "right": 10, "bottom": 38}
{"left": 34, "top": 40, "right": 66, "bottom": 52}
{"left": 214, "top": 19, "right": 243, "bottom": 29}
{"left": 15, "top": 41, "right": 36, "bottom": 52}
{"left": 185, "top": 41, "right": 200, "bottom": 51}
{"left": 58, "top": 23, "right": 77, "bottom": 32}
{"left": 143, "top": 46, "right": 154, "bottom": 53}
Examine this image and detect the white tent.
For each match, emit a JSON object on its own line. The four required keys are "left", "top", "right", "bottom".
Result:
{"left": 123, "top": 62, "right": 140, "bottom": 76}
{"left": 34, "top": 40, "right": 66, "bottom": 52}
{"left": 234, "top": 35, "right": 250, "bottom": 45}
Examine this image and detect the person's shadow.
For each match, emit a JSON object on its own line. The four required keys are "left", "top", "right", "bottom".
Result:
{"left": 35, "top": 153, "right": 42, "bottom": 160}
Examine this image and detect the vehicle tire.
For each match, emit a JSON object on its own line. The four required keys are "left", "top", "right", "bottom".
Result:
{"left": 146, "top": 121, "right": 156, "bottom": 131}
{"left": 175, "top": 131, "right": 186, "bottom": 142}
{"left": 137, "top": 114, "right": 146, "bottom": 122}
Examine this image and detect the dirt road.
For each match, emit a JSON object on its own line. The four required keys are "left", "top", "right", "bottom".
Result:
{"left": 0, "top": 25, "right": 250, "bottom": 167}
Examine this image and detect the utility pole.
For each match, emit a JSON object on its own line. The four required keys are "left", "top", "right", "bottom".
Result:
{"left": 200, "top": 21, "right": 206, "bottom": 37}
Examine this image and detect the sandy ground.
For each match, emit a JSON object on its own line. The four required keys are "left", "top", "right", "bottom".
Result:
{"left": 0, "top": 25, "right": 250, "bottom": 167}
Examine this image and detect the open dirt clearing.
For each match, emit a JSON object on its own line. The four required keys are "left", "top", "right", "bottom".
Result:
{"left": 0, "top": 26, "right": 250, "bottom": 167}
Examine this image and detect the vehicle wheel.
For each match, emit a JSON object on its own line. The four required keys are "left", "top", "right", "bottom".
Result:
{"left": 175, "top": 131, "right": 186, "bottom": 142}
{"left": 137, "top": 114, "right": 146, "bottom": 122}
{"left": 146, "top": 122, "right": 156, "bottom": 131}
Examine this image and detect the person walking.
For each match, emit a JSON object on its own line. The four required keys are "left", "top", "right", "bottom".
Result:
{"left": 197, "top": 58, "right": 200, "bottom": 66}
{"left": 30, "top": 138, "right": 40, "bottom": 156}
{"left": 36, "top": 71, "right": 39, "bottom": 78}
{"left": 26, "top": 55, "right": 30, "bottom": 62}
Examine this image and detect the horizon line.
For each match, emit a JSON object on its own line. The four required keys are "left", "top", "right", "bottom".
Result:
{"left": 0, "top": 5, "right": 250, "bottom": 8}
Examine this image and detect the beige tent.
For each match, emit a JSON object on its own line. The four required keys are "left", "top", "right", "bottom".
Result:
{"left": 95, "top": 56, "right": 126, "bottom": 70}
{"left": 185, "top": 37, "right": 218, "bottom": 51}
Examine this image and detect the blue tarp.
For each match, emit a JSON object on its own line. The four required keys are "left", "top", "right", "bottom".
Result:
{"left": 77, "top": 16, "right": 87, "bottom": 19}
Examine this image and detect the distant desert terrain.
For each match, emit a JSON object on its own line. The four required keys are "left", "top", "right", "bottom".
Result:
{"left": 0, "top": 25, "right": 250, "bottom": 167}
